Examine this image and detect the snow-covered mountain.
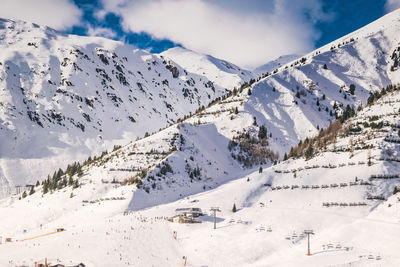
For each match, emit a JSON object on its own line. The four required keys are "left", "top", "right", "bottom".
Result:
{"left": 1, "top": 66, "right": 400, "bottom": 267}
{"left": 1, "top": 7, "right": 400, "bottom": 267}
{"left": 0, "top": 18, "right": 253, "bottom": 196}
{"left": 245, "top": 8, "right": 400, "bottom": 154}
{"left": 253, "top": 54, "right": 299, "bottom": 76}
{"left": 161, "top": 47, "right": 254, "bottom": 90}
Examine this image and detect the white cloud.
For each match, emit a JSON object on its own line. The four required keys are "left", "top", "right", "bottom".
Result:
{"left": 100, "top": 0, "right": 332, "bottom": 68}
{"left": 0, "top": 0, "right": 81, "bottom": 30}
{"left": 385, "top": 0, "right": 400, "bottom": 12}
{"left": 87, "top": 26, "right": 117, "bottom": 39}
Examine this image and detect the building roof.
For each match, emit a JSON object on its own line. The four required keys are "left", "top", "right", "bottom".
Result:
{"left": 175, "top": 207, "right": 202, "bottom": 212}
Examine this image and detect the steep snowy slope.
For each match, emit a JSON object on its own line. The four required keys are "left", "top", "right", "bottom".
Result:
{"left": 246, "top": 8, "right": 400, "bottom": 154}
{"left": 0, "top": 18, "right": 253, "bottom": 196}
{"left": 161, "top": 47, "right": 254, "bottom": 90}
{"left": 1, "top": 83, "right": 400, "bottom": 267}
{"left": 4, "top": 7, "right": 400, "bottom": 198}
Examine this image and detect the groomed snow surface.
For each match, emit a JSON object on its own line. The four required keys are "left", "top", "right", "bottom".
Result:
{"left": 0, "top": 152, "right": 399, "bottom": 267}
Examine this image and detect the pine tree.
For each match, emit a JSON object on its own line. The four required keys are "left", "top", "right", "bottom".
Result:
{"left": 70, "top": 192, "right": 74, "bottom": 198}
{"left": 393, "top": 187, "right": 400, "bottom": 195}
{"left": 73, "top": 179, "right": 79, "bottom": 189}
{"left": 42, "top": 180, "right": 48, "bottom": 194}
{"left": 232, "top": 203, "right": 237, "bottom": 213}
{"left": 349, "top": 84, "right": 356, "bottom": 95}
{"left": 323, "top": 63, "right": 328, "bottom": 69}
{"left": 35, "top": 180, "right": 40, "bottom": 187}
{"left": 305, "top": 145, "right": 313, "bottom": 160}
{"left": 283, "top": 153, "right": 288, "bottom": 161}
{"left": 68, "top": 176, "right": 73, "bottom": 186}
{"left": 247, "top": 88, "right": 252, "bottom": 96}
{"left": 367, "top": 150, "right": 372, "bottom": 166}
{"left": 29, "top": 186, "right": 35, "bottom": 195}
{"left": 22, "top": 191, "right": 27, "bottom": 198}
{"left": 259, "top": 167, "right": 263, "bottom": 173}
{"left": 258, "top": 125, "right": 267, "bottom": 139}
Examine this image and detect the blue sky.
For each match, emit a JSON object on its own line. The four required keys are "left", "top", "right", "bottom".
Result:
{"left": 70, "top": 0, "right": 179, "bottom": 52}
{"left": 314, "top": 0, "right": 388, "bottom": 48}
{"left": 0, "top": 0, "right": 398, "bottom": 68}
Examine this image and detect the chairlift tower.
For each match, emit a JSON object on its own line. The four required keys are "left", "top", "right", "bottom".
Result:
{"left": 304, "top": 230, "right": 314, "bottom": 256}
{"left": 210, "top": 207, "right": 221, "bottom": 229}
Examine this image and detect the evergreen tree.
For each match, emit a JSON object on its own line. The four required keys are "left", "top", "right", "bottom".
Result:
{"left": 29, "top": 186, "right": 35, "bottom": 195}
{"left": 77, "top": 164, "right": 83, "bottom": 177}
{"left": 323, "top": 63, "right": 328, "bottom": 69}
{"left": 259, "top": 167, "right": 263, "bottom": 173}
{"left": 258, "top": 125, "right": 267, "bottom": 139}
{"left": 247, "top": 88, "right": 252, "bottom": 96}
{"left": 349, "top": 84, "right": 356, "bottom": 95}
{"left": 367, "top": 92, "right": 375, "bottom": 105}
{"left": 68, "top": 176, "right": 74, "bottom": 186}
{"left": 35, "top": 180, "right": 40, "bottom": 187}
{"left": 283, "top": 153, "right": 288, "bottom": 161}
{"left": 70, "top": 192, "right": 74, "bottom": 198}
{"left": 393, "top": 187, "right": 400, "bottom": 195}
{"left": 367, "top": 150, "right": 372, "bottom": 166}
{"left": 42, "top": 180, "right": 48, "bottom": 194}
{"left": 253, "top": 116, "right": 257, "bottom": 126}
{"left": 305, "top": 145, "right": 313, "bottom": 160}
{"left": 232, "top": 203, "right": 237, "bottom": 213}
{"left": 73, "top": 179, "right": 79, "bottom": 189}
{"left": 22, "top": 191, "right": 27, "bottom": 198}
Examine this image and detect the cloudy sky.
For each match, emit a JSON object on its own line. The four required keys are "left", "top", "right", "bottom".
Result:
{"left": 0, "top": 0, "right": 398, "bottom": 69}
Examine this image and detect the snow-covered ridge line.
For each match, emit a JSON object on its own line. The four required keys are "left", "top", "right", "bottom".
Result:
{"left": 21, "top": 7, "right": 400, "bottom": 204}
{"left": 2, "top": 74, "right": 400, "bottom": 267}
{"left": 258, "top": 8, "right": 400, "bottom": 77}
{"left": 0, "top": 18, "right": 254, "bottom": 196}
